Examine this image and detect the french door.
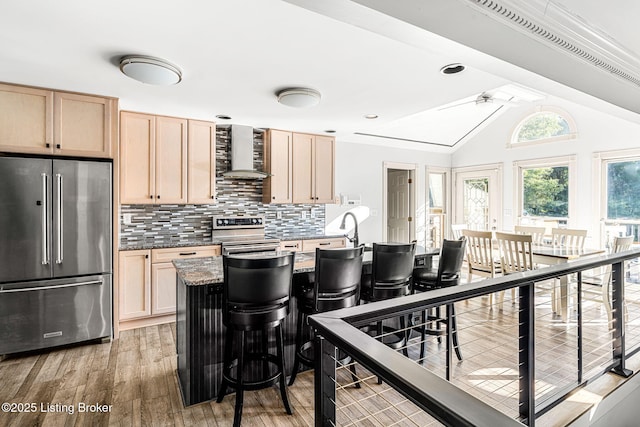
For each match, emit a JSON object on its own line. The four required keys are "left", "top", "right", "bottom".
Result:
{"left": 454, "top": 165, "right": 502, "bottom": 231}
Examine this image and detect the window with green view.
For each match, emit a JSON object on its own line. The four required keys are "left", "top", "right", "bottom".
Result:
{"left": 516, "top": 112, "right": 571, "bottom": 143}
{"left": 522, "top": 166, "right": 568, "bottom": 217}
{"left": 607, "top": 160, "right": 640, "bottom": 220}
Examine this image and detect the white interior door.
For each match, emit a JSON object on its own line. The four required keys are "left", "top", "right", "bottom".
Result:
{"left": 387, "top": 169, "right": 410, "bottom": 242}
{"left": 454, "top": 167, "right": 501, "bottom": 231}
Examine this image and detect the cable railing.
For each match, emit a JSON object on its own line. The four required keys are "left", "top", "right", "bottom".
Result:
{"left": 310, "top": 248, "right": 640, "bottom": 426}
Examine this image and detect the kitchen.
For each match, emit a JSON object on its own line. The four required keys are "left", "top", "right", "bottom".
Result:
{"left": 3, "top": 0, "right": 640, "bottom": 426}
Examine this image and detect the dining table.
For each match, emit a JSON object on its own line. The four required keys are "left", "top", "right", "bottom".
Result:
{"left": 530, "top": 245, "right": 605, "bottom": 322}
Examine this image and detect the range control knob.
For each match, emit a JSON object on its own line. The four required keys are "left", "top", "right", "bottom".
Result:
{"left": 217, "top": 219, "right": 223, "bottom": 226}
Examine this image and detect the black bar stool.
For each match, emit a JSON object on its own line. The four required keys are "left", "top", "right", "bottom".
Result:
{"left": 412, "top": 237, "right": 466, "bottom": 363}
{"left": 360, "top": 242, "right": 416, "bottom": 358}
{"left": 217, "top": 253, "right": 295, "bottom": 427}
{"left": 289, "top": 245, "right": 364, "bottom": 387}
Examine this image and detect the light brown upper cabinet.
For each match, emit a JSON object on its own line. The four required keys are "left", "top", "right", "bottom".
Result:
{"left": 263, "top": 129, "right": 293, "bottom": 203}
{"left": 54, "top": 92, "right": 112, "bottom": 157}
{"left": 120, "top": 112, "right": 187, "bottom": 204}
{"left": 187, "top": 120, "right": 216, "bottom": 204}
{"left": 292, "top": 133, "right": 335, "bottom": 204}
{"left": 0, "top": 83, "right": 114, "bottom": 157}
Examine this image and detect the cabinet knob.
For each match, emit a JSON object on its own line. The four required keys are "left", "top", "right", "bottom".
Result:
{"left": 145, "top": 254, "right": 149, "bottom": 259}
{"left": 211, "top": 195, "right": 214, "bottom": 199}
{"left": 157, "top": 195, "right": 160, "bottom": 199}
{"left": 56, "top": 144, "right": 61, "bottom": 149}
{"left": 272, "top": 196, "right": 275, "bottom": 200}
{"left": 149, "top": 195, "right": 153, "bottom": 199}
{"left": 45, "top": 143, "right": 50, "bottom": 148}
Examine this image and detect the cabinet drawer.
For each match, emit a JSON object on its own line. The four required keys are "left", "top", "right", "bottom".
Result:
{"left": 279, "top": 240, "right": 302, "bottom": 252}
{"left": 302, "top": 238, "right": 346, "bottom": 252}
{"left": 151, "top": 245, "right": 220, "bottom": 263}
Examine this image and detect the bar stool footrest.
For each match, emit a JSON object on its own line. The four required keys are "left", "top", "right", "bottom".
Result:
{"left": 222, "top": 353, "right": 283, "bottom": 391}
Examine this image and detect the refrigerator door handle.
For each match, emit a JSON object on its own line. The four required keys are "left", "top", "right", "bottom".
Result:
{"left": 56, "top": 173, "right": 63, "bottom": 264}
{"left": 0, "top": 280, "right": 103, "bottom": 294}
{"left": 41, "top": 173, "right": 49, "bottom": 265}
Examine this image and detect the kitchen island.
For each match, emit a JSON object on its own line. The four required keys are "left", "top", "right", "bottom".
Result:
{"left": 174, "top": 247, "right": 438, "bottom": 406}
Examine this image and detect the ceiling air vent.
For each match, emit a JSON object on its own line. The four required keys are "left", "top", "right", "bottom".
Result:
{"left": 465, "top": 0, "right": 640, "bottom": 87}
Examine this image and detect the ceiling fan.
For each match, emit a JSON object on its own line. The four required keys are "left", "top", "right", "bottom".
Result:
{"left": 437, "top": 92, "right": 516, "bottom": 111}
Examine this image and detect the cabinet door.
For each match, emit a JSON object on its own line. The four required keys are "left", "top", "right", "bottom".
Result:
{"left": 187, "top": 120, "right": 216, "bottom": 204}
{"left": 292, "top": 133, "right": 314, "bottom": 204}
{"left": 120, "top": 112, "right": 155, "bottom": 204}
{"left": 119, "top": 250, "right": 152, "bottom": 320}
{"left": 155, "top": 116, "right": 187, "bottom": 204}
{"left": 314, "top": 135, "right": 335, "bottom": 203}
{"left": 263, "top": 129, "right": 293, "bottom": 203}
{"left": 151, "top": 262, "right": 178, "bottom": 315}
{"left": 54, "top": 92, "right": 112, "bottom": 158}
{"left": 0, "top": 84, "right": 53, "bottom": 154}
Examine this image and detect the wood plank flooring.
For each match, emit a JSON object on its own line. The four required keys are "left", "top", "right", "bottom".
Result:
{"left": 1, "top": 278, "right": 639, "bottom": 426}
{"left": 0, "top": 323, "right": 319, "bottom": 427}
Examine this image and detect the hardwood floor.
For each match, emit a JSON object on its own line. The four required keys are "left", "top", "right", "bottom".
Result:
{"left": 0, "top": 323, "right": 319, "bottom": 427}
{"left": 1, "top": 278, "right": 639, "bottom": 426}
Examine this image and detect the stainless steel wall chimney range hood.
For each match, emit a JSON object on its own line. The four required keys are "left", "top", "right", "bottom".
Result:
{"left": 222, "top": 125, "right": 269, "bottom": 179}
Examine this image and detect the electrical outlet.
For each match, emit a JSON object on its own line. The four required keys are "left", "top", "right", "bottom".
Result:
{"left": 301, "top": 211, "right": 307, "bottom": 219}
{"left": 371, "top": 209, "right": 378, "bottom": 217}
{"left": 123, "top": 214, "right": 133, "bottom": 225}
{"left": 310, "top": 209, "right": 316, "bottom": 218}
{"left": 276, "top": 211, "right": 282, "bottom": 219}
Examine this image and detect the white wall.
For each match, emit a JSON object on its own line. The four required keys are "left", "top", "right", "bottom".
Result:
{"left": 327, "top": 140, "right": 451, "bottom": 246}
{"left": 451, "top": 96, "right": 640, "bottom": 244}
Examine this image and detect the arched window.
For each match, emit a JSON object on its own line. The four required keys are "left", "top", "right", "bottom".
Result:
{"left": 510, "top": 107, "right": 577, "bottom": 147}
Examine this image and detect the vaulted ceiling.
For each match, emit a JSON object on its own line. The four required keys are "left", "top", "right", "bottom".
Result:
{"left": 1, "top": 0, "right": 638, "bottom": 152}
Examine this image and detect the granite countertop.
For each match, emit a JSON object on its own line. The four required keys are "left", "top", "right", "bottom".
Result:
{"left": 173, "top": 247, "right": 439, "bottom": 287}
{"left": 119, "top": 234, "right": 347, "bottom": 251}
{"left": 119, "top": 238, "right": 223, "bottom": 251}
{"left": 173, "top": 252, "right": 316, "bottom": 286}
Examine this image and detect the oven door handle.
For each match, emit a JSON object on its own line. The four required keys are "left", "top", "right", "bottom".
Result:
{"left": 223, "top": 244, "right": 280, "bottom": 255}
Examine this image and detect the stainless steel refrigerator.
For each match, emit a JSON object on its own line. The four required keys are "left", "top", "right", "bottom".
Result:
{"left": 0, "top": 156, "right": 112, "bottom": 354}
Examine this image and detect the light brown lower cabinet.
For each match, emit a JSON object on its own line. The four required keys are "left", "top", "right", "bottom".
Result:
{"left": 279, "top": 237, "right": 346, "bottom": 253}
{"left": 118, "top": 245, "right": 220, "bottom": 329}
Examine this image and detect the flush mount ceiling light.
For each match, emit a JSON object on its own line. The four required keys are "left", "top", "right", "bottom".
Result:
{"left": 119, "top": 55, "right": 182, "bottom": 85}
{"left": 364, "top": 114, "right": 379, "bottom": 119}
{"left": 276, "top": 87, "right": 321, "bottom": 108}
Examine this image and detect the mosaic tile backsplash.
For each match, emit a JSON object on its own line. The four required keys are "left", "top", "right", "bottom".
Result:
{"left": 119, "top": 126, "right": 326, "bottom": 247}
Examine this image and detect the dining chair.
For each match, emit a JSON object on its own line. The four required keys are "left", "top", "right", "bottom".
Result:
{"left": 514, "top": 225, "right": 546, "bottom": 245}
{"left": 451, "top": 224, "right": 467, "bottom": 240}
{"left": 495, "top": 232, "right": 534, "bottom": 308}
{"left": 551, "top": 228, "right": 587, "bottom": 248}
{"left": 582, "top": 235, "right": 634, "bottom": 326}
{"left": 462, "top": 229, "right": 502, "bottom": 307}
{"left": 549, "top": 228, "right": 588, "bottom": 311}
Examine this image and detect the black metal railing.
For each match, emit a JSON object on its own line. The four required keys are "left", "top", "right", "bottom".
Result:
{"left": 310, "top": 249, "right": 640, "bottom": 426}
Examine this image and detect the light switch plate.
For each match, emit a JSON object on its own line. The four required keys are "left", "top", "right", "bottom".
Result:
{"left": 123, "top": 214, "right": 133, "bottom": 225}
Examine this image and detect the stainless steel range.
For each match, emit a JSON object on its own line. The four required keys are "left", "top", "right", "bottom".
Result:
{"left": 212, "top": 215, "right": 280, "bottom": 255}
